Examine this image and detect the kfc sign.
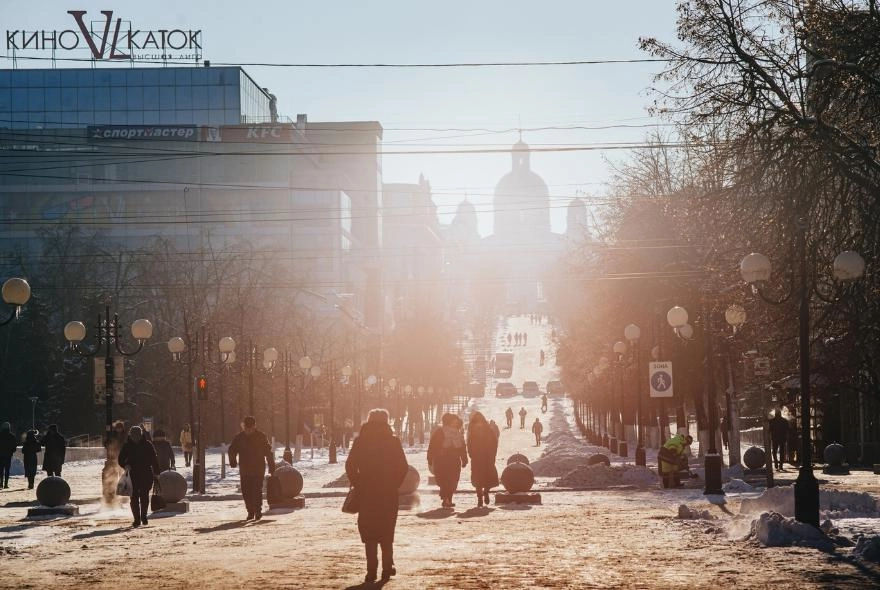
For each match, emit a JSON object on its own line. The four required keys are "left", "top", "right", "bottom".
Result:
{"left": 6, "top": 10, "right": 202, "bottom": 61}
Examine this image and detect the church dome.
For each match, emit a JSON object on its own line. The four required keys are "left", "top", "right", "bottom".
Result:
{"left": 492, "top": 138, "right": 550, "bottom": 238}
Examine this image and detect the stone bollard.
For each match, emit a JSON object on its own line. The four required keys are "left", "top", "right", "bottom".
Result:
{"left": 266, "top": 464, "right": 305, "bottom": 509}
{"left": 743, "top": 446, "right": 766, "bottom": 471}
{"left": 507, "top": 453, "right": 530, "bottom": 466}
{"left": 496, "top": 462, "right": 541, "bottom": 505}
{"left": 156, "top": 470, "right": 189, "bottom": 513}
{"left": 29, "top": 476, "right": 78, "bottom": 517}
{"left": 398, "top": 465, "right": 420, "bottom": 509}
{"left": 822, "top": 443, "right": 850, "bottom": 475}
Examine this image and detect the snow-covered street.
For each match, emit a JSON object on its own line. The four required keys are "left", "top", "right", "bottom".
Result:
{"left": 1, "top": 315, "right": 879, "bottom": 588}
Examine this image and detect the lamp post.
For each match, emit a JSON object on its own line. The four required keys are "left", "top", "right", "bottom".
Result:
{"left": 667, "top": 304, "right": 724, "bottom": 495}
{"left": 1, "top": 277, "right": 31, "bottom": 326}
{"left": 388, "top": 378, "right": 399, "bottom": 433}
{"left": 404, "top": 384, "right": 414, "bottom": 446}
{"left": 297, "top": 355, "right": 314, "bottom": 461}
{"left": 28, "top": 396, "right": 38, "bottom": 431}
{"left": 740, "top": 245, "right": 865, "bottom": 527}
{"left": 612, "top": 341, "right": 627, "bottom": 454}
{"left": 65, "top": 305, "right": 152, "bottom": 502}
{"left": 331, "top": 364, "right": 351, "bottom": 464}
{"left": 263, "top": 347, "right": 279, "bottom": 441}
{"left": 275, "top": 350, "right": 294, "bottom": 464}
{"left": 168, "top": 331, "right": 235, "bottom": 494}
{"left": 624, "top": 324, "right": 646, "bottom": 466}
{"left": 65, "top": 307, "right": 153, "bottom": 445}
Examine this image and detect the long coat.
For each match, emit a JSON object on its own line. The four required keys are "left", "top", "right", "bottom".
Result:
{"left": 345, "top": 420, "right": 408, "bottom": 544}
{"left": 0, "top": 430, "right": 16, "bottom": 459}
{"left": 426, "top": 426, "right": 467, "bottom": 497}
{"left": 118, "top": 436, "right": 160, "bottom": 490}
{"left": 467, "top": 421, "right": 499, "bottom": 489}
{"left": 21, "top": 434, "right": 41, "bottom": 477}
{"left": 41, "top": 430, "right": 66, "bottom": 473}
{"left": 228, "top": 429, "right": 274, "bottom": 477}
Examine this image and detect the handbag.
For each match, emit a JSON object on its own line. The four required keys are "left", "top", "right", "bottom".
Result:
{"left": 341, "top": 486, "right": 359, "bottom": 514}
{"left": 116, "top": 469, "right": 133, "bottom": 497}
{"left": 150, "top": 477, "right": 166, "bottom": 511}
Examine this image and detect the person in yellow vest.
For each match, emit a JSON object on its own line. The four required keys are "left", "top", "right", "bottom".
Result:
{"left": 179, "top": 423, "right": 193, "bottom": 467}
{"left": 658, "top": 433, "right": 692, "bottom": 488}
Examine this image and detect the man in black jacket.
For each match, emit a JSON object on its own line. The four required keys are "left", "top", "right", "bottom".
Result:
{"left": 228, "top": 416, "right": 275, "bottom": 520}
{"left": 118, "top": 425, "right": 160, "bottom": 527}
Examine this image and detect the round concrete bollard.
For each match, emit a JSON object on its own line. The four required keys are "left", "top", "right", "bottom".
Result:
{"left": 398, "top": 465, "right": 420, "bottom": 495}
{"left": 743, "top": 446, "right": 766, "bottom": 470}
{"left": 824, "top": 443, "right": 846, "bottom": 466}
{"left": 273, "top": 465, "right": 304, "bottom": 498}
{"left": 36, "top": 476, "right": 71, "bottom": 507}
{"left": 587, "top": 453, "right": 611, "bottom": 467}
{"left": 158, "top": 470, "right": 188, "bottom": 503}
{"left": 501, "top": 462, "right": 535, "bottom": 493}
{"left": 507, "top": 453, "right": 530, "bottom": 466}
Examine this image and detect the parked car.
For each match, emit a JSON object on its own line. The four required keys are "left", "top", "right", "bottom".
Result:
{"left": 495, "top": 382, "right": 517, "bottom": 397}
{"left": 546, "top": 380, "right": 564, "bottom": 396}
{"left": 521, "top": 381, "right": 540, "bottom": 397}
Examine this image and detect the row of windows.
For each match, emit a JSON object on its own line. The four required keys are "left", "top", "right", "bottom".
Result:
{"left": 0, "top": 108, "right": 242, "bottom": 127}
{"left": 0, "top": 83, "right": 241, "bottom": 113}
{"left": 0, "top": 68, "right": 240, "bottom": 88}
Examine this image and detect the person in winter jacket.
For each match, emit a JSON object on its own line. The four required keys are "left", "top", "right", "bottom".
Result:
{"left": 180, "top": 423, "right": 193, "bottom": 467}
{"left": 345, "top": 409, "right": 408, "bottom": 583}
{"left": 518, "top": 407, "right": 527, "bottom": 429}
{"left": 505, "top": 407, "right": 514, "bottom": 429}
{"left": 21, "top": 430, "right": 41, "bottom": 489}
{"left": 488, "top": 419, "right": 500, "bottom": 439}
{"left": 118, "top": 425, "right": 160, "bottom": 527}
{"left": 0, "top": 422, "right": 17, "bottom": 488}
{"left": 228, "top": 415, "right": 275, "bottom": 521}
{"left": 426, "top": 413, "right": 467, "bottom": 509}
{"left": 466, "top": 411, "right": 499, "bottom": 508}
{"left": 40, "top": 424, "right": 66, "bottom": 477}
{"left": 658, "top": 433, "right": 693, "bottom": 488}
{"left": 152, "top": 429, "right": 176, "bottom": 472}
{"left": 532, "top": 418, "right": 544, "bottom": 445}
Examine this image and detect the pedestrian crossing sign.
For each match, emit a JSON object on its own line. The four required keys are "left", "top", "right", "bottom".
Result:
{"left": 649, "top": 362, "right": 673, "bottom": 398}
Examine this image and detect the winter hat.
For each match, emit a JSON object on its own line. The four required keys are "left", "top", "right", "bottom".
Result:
{"left": 368, "top": 408, "right": 390, "bottom": 424}
{"left": 129, "top": 425, "right": 143, "bottom": 442}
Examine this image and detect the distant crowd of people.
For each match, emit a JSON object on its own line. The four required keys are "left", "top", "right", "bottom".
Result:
{"left": 506, "top": 332, "right": 529, "bottom": 346}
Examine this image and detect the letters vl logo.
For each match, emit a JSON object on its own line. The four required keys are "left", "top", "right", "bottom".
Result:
{"left": 68, "top": 10, "right": 130, "bottom": 60}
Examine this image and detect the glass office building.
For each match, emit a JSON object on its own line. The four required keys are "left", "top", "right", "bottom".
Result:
{"left": 0, "top": 66, "right": 273, "bottom": 129}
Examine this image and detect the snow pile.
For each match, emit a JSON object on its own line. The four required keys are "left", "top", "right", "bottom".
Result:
{"left": 853, "top": 535, "right": 880, "bottom": 562}
{"left": 323, "top": 472, "right": 351, "bottom": 488}
{"left": 554, "top": 464, "right": 656, "bottom": 489}
{"left": 747, "top": 512, "right": 834, "bottom": 550}
{"left": 677, "top": 504, "right": 715, "bottom": 520}
{"left": 530, "top": 431, "right": 595, "bottom": 476}
{"left": 723, "top": 479, "right": 755, "bottom": 493}
{"left": 740, "top": 486, "right": 880, "bottom": 519}
{"left": 725, "top": 464, "right": 745, "bottom": 481}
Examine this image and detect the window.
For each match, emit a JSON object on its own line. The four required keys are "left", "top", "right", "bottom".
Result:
{"left": 159, "top": 86, "right": 175, "bottom": 110}
{"left": 27, "top": 87, "right": 44, "bottom": 111}
{"left": 175, "top": 85, "right": 193, "bottom": 109}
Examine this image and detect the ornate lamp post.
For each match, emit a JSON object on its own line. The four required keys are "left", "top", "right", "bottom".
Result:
{"left": 167, "top": 331, "right": 235, "bottom": 493}
{"left": 65, "top": 305, "right": 152, "bottom": 502}
{"left": 667, "top": 304, "right": 724, "bottom": 495}
{"left": 388, "top": 378, "right": 399, "bottom": 432}
{"left": 740, "top": 247, "right": 865, "bottom": 527}
{"left": 611, "top": 341, "right": 627, "bottom": 454}
{"left": 624, "top": 324, "right": 646, "bottom": 466}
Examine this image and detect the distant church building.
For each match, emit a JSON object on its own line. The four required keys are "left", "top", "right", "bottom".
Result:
{"left": 444, "top": 138, "right": 589, "bottom": 314}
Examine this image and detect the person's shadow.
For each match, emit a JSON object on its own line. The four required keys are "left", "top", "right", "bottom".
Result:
{"left": 194, "top": 520, "right": 250, "bottom": 533}
{"left": 416, "top": 508, "right": 455, "bottom": 520}
{"left": 457, "top": 506, "right": 493, "bottom": 518}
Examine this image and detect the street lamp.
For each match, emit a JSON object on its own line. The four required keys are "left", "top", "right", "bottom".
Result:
{"left": 1, "top": 277, "right": 31, "bottom": 325}
{"left": 168, "top": 330, "right": 235, "bottom": 493}
{"left": 612, "top": 340, "right": 627, "bottom": 454}
{"left": 28, "top": 396, "right": 38, "bottom": 431}
{"left": 65, "top": 305, "right": 152, "bottom": 502}
{"left": 740, "top": 246, "right": 864, "bottom": 527}
{"left": 624, "top": 324, "right": 645, "bottom": 466}
{"left": 667, "top": 303, "right": 724, "bottom": 495}
{"left": 330, "top": 364, "right": 352, "bottom": 464}
{"left": 388, "top": 378, "right": 399, "bottom": 431}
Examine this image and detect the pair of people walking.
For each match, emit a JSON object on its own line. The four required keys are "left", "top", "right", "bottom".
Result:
{"left": 427, "top": 413, "right": 467, "bottom": 509}
{"left": 1, "top": 423, "right": 64, "bottom": 489}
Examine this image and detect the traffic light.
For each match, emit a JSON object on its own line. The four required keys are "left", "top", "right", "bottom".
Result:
{"left": 197, "top": 375, "right": 208, "bottom": 400}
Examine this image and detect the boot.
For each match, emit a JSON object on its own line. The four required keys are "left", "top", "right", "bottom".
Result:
{"left": 483, "top": 491, "right": 490, "bottom": 505}
{"left": 477, "top": 491, "right": 483, "bottom": 508}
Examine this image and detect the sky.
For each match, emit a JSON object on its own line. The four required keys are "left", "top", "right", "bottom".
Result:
{"left": 3, "top": 0, "right": 681, "bottom": 236}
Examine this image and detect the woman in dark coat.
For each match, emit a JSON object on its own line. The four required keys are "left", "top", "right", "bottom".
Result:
{"left": 466, "top": 411, "right": 499, "bottom": 507}
{"left": 40, "top": 424, "right": 66, "bottom": 477}
{"left": 118, "top": 426, "right": 160, "bottom": 527}
{"left": 151, "top": 429, "right": 176, "bottom": 473}
{"left": 21, "top": 430, "right": 41, "bottom": 489}
{"left": 426, "top": 413, "right": 467, "bottom": 508}
{"left": 345, "top": 409, "right": 408, "bottom": 583}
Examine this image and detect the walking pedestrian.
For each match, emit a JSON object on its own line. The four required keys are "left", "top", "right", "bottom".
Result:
{"left": 523, "top": 333, "right": 528, "bottom": 346}
{"left": 507, "top": 333, "right": 512, "bottom": 346}
{"left": 541, "top": 394, "right": 548, "bottom": 413}
{"left": 769, "top": 409, "right": 789, "bottom": 470}
{"left": 41, "top": 424, "right": 65, "bottom": 477}
{"left": 466, "top": 411, "right": 498, "bottom": 508}
{"left": 539, "top": 349, "right": 545, "bottom": 366}
{"left": 505, "top": 407, "right": 514, "bottom": 429}
{"left": 427, "top": 413, "right": 467, "bottom": 509}
{"left": 345, "top": 409, "right": 408, "bottom": 583}
{"left": 488, "top": 419, "right": 500, "bottom": 439}
{"left": 179, "top": 423, "right": 193, "bottom": 467}
{"left": 152, "top": 429, "right": 176, "bottom": 472}
{"left": 0, "top": 422, "right": 16, "bottom": 488}
{"left": 532, "top": 418, "right": 544, "bottom": 445}
{"left": 228, "top": 415, "right": 275, "bottom": 521}
{"left": 518, "top": 407, "right": 527, "bottom": 429}
{"left": 21, "top": 430, "right": 41, "bottom": 489}
{"left": 118, "top": 425, "right": 160, "bottom": 527}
